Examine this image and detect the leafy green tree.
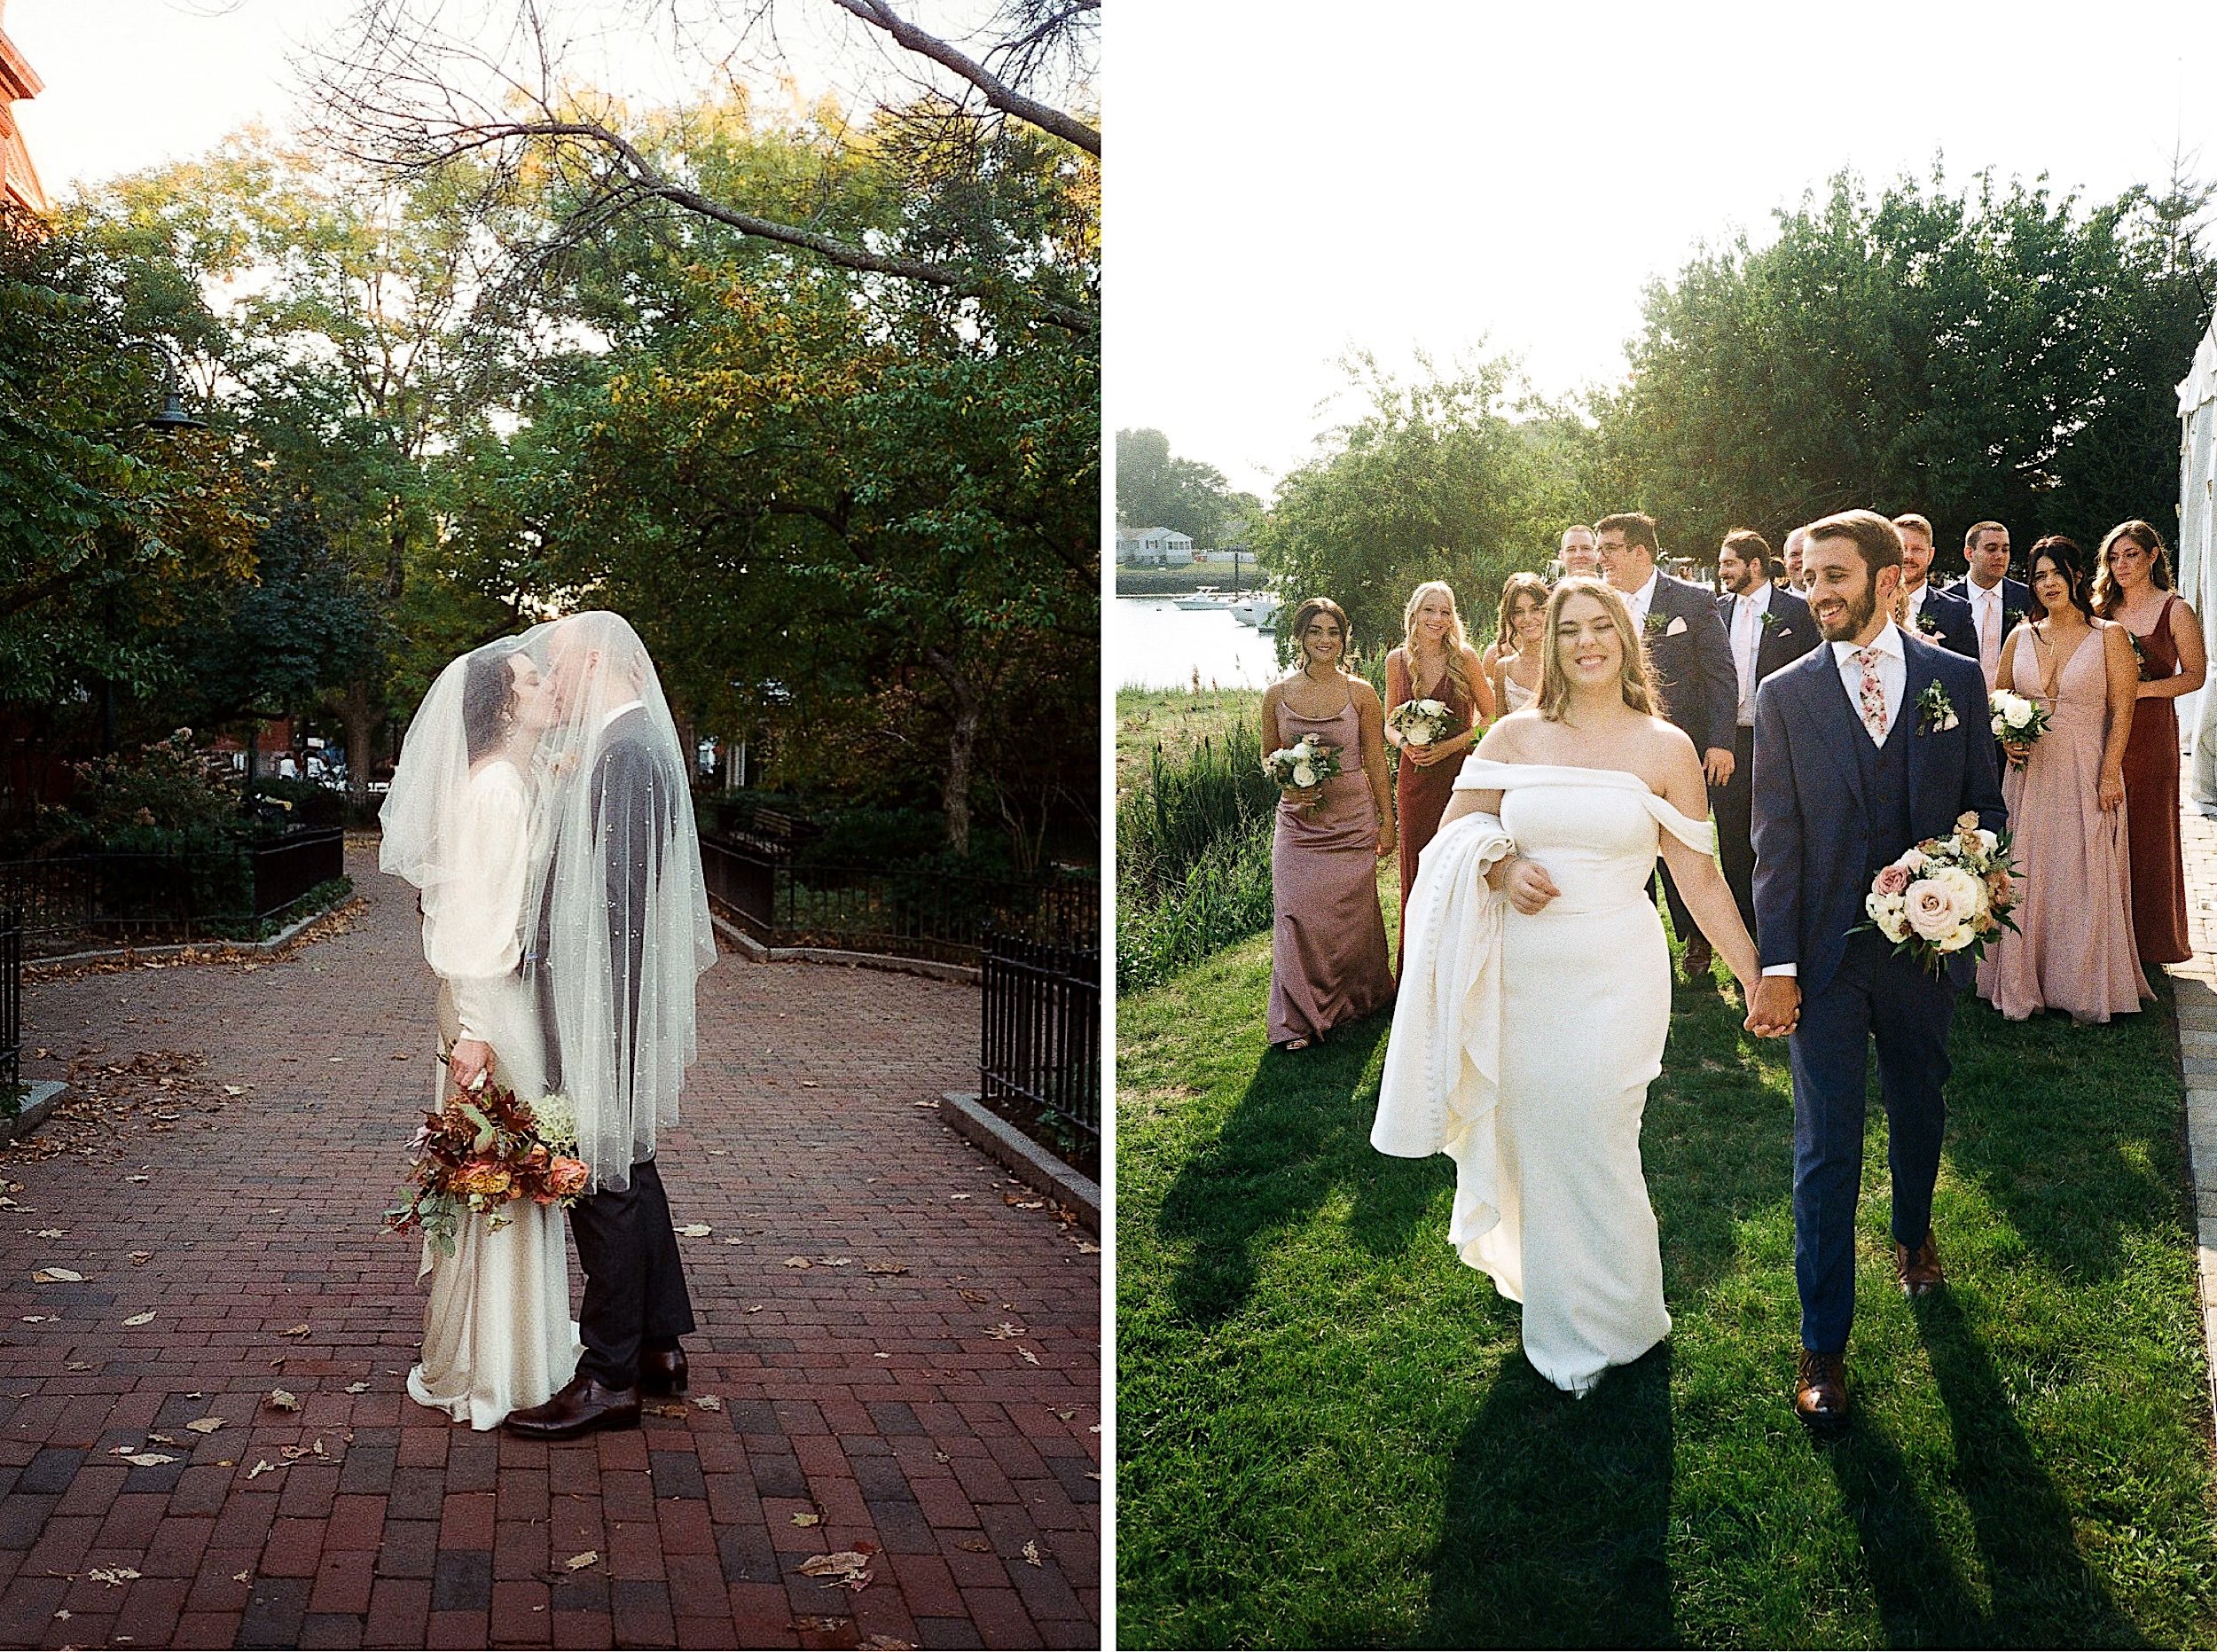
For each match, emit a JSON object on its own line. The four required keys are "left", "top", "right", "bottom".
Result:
{"left": 1116, "top": 427, "right": 1233, "bottom": 545}
{"left": 1256, "top": 353, "right": 1584, "bottom": 655}
{"left": 1593, "top": 168, "right": 2215, "bottom": 569}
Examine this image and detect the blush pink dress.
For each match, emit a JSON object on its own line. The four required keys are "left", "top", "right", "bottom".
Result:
{"left": 1977, "top": 629, "right": 2151, "bottom": 1022}
{"left": 1267, "top": 696, "right": 1396, "bottom": 1045}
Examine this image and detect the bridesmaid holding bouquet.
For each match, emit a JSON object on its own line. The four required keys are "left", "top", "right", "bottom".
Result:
{"left": 1384, "top": 582, "right": 1492, "bottom": 967}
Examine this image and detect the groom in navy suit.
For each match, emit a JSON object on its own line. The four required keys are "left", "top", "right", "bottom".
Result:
{"left": 1746, "top": 510, "right": 2005, "bottom": 1429}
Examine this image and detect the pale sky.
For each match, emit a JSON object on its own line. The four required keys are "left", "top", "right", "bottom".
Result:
{"left": 1108, "top": 0, "right": 2217, "bottom": 498}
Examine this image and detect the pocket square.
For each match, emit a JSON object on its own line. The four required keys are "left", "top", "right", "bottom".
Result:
{"left": 1665, "top": 615, "right": 1688, "bottom": 637}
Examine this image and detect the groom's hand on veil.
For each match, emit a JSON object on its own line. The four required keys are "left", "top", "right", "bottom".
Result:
{"left": 449, "top": 1038, "right": 493, "bottom": 1093}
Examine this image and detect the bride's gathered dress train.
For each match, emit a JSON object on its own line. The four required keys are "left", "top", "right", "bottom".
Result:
{"left": 1374, "top": 758, "right": 1712, "bottom": 1394}
{"left": 408, "top": 758, "right": 582, "bottom": 1430}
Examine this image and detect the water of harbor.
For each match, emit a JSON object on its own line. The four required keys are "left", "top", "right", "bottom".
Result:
{"left": 1112, "top": 596, "right": 1284, "bottom": 690}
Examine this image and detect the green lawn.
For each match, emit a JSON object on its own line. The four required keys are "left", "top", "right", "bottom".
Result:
{"left": 1116, "top": 914, "right": 2217, "bottom": 1648}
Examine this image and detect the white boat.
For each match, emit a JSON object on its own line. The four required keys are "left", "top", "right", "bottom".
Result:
{"left": 1233, "top": 592, "right": 1280, "bottom": 630}
{"left": 1173, "top": 587, "right": 1234, "bottom": 610}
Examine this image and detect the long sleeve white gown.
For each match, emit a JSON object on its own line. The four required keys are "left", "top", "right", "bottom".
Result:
{"left": 407, "top": 758, "right": 583, "bottom": 1429}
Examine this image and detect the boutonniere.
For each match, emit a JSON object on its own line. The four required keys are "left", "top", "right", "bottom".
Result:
{"left": 1915, "top": 608, "right": 1943, "bottom": 637}
{"left": 1643, "top": 611, "right": 1667, "bottom": 637}
{"left": 1915, "top": 681, "right": 1959, "bottom": 733}
{"left": 1759, "top": 609, "right": 1780, "bottom": 631}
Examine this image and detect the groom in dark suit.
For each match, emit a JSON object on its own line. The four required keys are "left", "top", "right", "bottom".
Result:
{"left": 1746, "top": 510, "right": 2005, "bottom": 1429}
{"left": 1597, "top": 512, "right": 1738, "bottom": 978}
{"left": 506, "top": 621, "right": 698, "bottom": 1440}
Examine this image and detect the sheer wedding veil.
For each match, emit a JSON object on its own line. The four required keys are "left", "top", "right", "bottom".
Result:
{"left": 378, "top": 638, "right": 533, "bottom": 893}
{"left": 517, "top": 611, "right": 716, "bottom": 1191}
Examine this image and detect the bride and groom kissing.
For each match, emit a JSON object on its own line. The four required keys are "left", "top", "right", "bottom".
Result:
{"left": 1376, "top": 508, "right": 2005, "bottom": 1429}
{"left": 380, "top": 611, "right": 717, "bottom": 1437}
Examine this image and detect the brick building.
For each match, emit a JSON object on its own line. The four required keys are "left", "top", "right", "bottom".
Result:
{"left": 0, "top": 0, "right": 45, "bottom": 215}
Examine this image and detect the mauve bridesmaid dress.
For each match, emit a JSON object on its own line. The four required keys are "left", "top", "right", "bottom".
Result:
{"left": 1267, "top": 696, "right": 1396, "bottom": 1045}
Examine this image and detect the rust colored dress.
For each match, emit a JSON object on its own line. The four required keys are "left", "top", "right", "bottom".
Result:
{"left": 1387, "top": 650, "right": 1478, "bottom": 970}
{"left": 2121, "top": 593, "right": 2192, "bottom": 964}
{"left": 1267, "top": 696, "right": 1397, "bottom": 1046}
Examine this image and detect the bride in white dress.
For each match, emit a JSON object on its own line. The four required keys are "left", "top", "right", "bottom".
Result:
{"left": 380, "top": 641, "right": 584, "bottom": 1429}
{"left": 1374, "top": 579, "right": 1764, "bottom": 1394}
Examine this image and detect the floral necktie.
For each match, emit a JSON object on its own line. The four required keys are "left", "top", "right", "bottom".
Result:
{"left": 1853, "top": 647, "right": 1888, "bottom": 743}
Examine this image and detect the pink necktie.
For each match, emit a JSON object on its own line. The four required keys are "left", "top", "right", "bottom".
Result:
{"left": 1854, "top": 647, "right": 1887, "bottom": 742}
{"left": 1978, "top": 591, "right": 2000, "bottom": 686}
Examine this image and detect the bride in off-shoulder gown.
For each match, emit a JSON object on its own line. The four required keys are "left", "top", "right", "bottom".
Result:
{"left": 1374, "top": 579, "right": 1762, "bottom": 1396}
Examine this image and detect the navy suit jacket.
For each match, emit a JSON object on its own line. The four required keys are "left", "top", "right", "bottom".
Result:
{"left": 1904, "top": 585, "right": 1978, "bottom": 661}
{"left": 1641, "top": 573, "right": 1738, "bottom": 755}
{"left": 1714, "top": 585, "right": 1821, "bottom": 699}
{"left": 1750, "top": 632, "right": 2006, "bottom": 997}
{"left": 1942, "top": 576, "right": 2033, "bottom": 650}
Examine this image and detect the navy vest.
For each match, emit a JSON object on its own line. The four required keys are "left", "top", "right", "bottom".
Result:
{"left": 1855, "top": 700, "right": 1917, "bottom": 877}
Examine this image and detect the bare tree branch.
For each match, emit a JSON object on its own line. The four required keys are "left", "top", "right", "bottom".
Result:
{"left": 826, "top": 0, "right": 1098, "bottom": 155}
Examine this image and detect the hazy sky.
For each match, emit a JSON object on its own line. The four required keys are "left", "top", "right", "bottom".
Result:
{"left": 1109, "top": 0, "right": 2217, "bottom": 497}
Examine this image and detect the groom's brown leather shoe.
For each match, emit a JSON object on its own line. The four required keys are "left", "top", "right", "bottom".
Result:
{"left": 1794, "top": 1348, "right": 1849, "bottom": 1429}
{"left": 639, "top": 1345, "right": 688, "bottom": 1396}
{"left": 502, "top": 1374, "right": 641, "bottom": 1440}
{"left": 1895, "top": 1231, "right": 1944, "bottom": 1296}
{"left": 1680, "top": 936, "right": 1715, "bottom": 982}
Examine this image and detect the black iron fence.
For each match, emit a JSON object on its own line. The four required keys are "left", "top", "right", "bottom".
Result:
{"left": 979, "top": 927, "right": 1100, "bottom": 1177}
{"left": 3, "top": 908, "right": 20, "bottom": 1105}
{"left": 0, "top": 827, "right": 346, "bottom": 955}
{"left": 701, "top": 834, "right": 1099, "bottom": 966}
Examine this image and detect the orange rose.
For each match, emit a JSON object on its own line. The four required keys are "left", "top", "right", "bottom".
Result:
{"left": 548, "top": 1157, "right": 591, "bottom": 1197}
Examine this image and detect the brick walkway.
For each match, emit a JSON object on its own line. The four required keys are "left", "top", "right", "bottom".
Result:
{"left": 0, "top": 846, "right": 1101, "bottom": 1650}
{"left": 2174, "top": 760, "right": 2217, "bottom": 1427}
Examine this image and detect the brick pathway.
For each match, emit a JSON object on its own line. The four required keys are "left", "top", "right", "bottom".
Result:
{"left": 2173, "top": 759, "right": 2217, "bottom": 1426}
{"left": 0, "top": 846, "right": 1101, "bottom": 1650}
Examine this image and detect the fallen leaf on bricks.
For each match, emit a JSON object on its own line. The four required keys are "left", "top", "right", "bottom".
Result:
{"left": 391, "top": 1053, "right": 411, "bottom": 1061}
{"left": 1018, "top": 1349, "right": 1040, "bottom": 1366}
{"left": 51, "top": 1609, "right": 67, "bottom": 1621}
{"left": 344, "top": 1382, "right": 369, "bottom": 1395}
{"left": 1054, "top": 1409, "right": 1076, "bottom": 1421}
{"left": 565, "top": 1551, "right": 599, "bottom": 1570}
{"left": 799, "top": 1081, "right": 819, "bottom": 1088}
{"left": 933, "top": 1452, "right": 951, "bottom": 1465}
{"left": 791, "top": 1512, "right": 820, "bottom": 1527}
{"left": 745, "top": 1305, "right": 764, "bottom": 1314}
{"left": 121, "top": 1311, "right": 154, "bottom": 1327}
{"left": 19, "top": 1314, "right": 51, "bottom": 1323}
{"left": 247, "top": 1460, "right": 278, "bottom": 1478}
{"left": 223, "top": 1086, "right": 247, "bottom": 1096}
{"left": 956, "top": 1538, "right": 991, "bottom": 1553}
{"left": 707, "top": 1147, "right": 729, "bottom": 1155}
{"left": 798, "top": 1551, "right": 873, "bottom": 1590}
{"left": 864, "top": 1263, "right": 907, "bottom": 1276}
{"left": 232, "top": 1571, "right": 250, "bottom": 1584}
{"left": 65, "top": 1361, "right": 88, "bottom": 1372}
{"left": 649, "top": 1403, "right": 687, "bottom": 1418}
{"left": 948, "top": 1194, "right": 972, "bottom": 1202}
{"left": 958, "top": 1289, "right": 989, "bottom": 1304}
{"left": 33, "top": 1229, "right": 61, "bottom": 1239}
{"left": 147, "top": 1432, "right": 178, "bottom": 1445}
{"left": 1074, "top": 1241, "right": 1101, "bottom": 1255}
{"left": 693, "top": 1395, "right": 722, "bottom": 1412}
{"left": 125, "top": 1175, "right": 149, "bottom": 1184}
{"left": 909, "top": 1100, "right": 938, "bottom": 1108}
{"left": 266, "top": 1390, "right": 300, "bottom": 1412}
{"left": 32, "top": 1268, "right": 82, "bottom": 1283}
{"left": 1003, "top": 1195, "right": 1045, "bottom": 1210}
{"left": 128, "top": 1252, "right": 151, "bottom": 1266}
{"left": 280, "top": 1324, "right": 311, "bottom": 1338}
{"left": 782, "top": 1257, "right": 811, "bottom": 1269}
{"left": 120, "top": 1452, "right": 176, "bottom": 1467}
{"left": 987, "top": 1323, "right": 1027, "bottom": 1339}
{"left": 185, "top": 1418, "right": 224, "bottom": 1434}
{"left": 678, "top": 1224, "right": 711, "bottom": 1237}
{"left": 88, "top": 1568, "right": 139, "bottom": 1587}
{"left": 1022, "top": 1542, "right": 1043, "bottom": 1568}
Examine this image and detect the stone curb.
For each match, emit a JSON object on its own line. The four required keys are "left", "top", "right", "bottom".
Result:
{"left": 709, "top": 911, "right": 983, "bottom": 985}
{"left": 27, "top": 888, "right": 355, "bottom": 968}
{"left": 939, "top": 1091, "right": 1101, "bottom": 1233}
{"left": 0, "top": 1080, "right": 66, "bottom": 1145}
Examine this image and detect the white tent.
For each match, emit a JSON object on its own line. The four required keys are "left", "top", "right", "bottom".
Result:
{"left": 2181, "top": 309, "right": 2217, "bottom": 810}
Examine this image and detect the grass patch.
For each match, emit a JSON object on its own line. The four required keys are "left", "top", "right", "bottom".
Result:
{"left": 1117, "top": 928, "right": 2217, "bottom": 1648}
{"left": 1118, "top": 687, "right": 1266, "bottom": 806}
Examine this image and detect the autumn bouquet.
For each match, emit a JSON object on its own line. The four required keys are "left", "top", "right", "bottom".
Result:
{"left": 1988, "top": 689, "right": 2051, "bottom": 767}
{"left": 1387, "top": 697, "right": 1456, "bottom": 751}
{"left": 385, "top": 1084, "right": 591, "bottom": 1259}
{"left": 1855, "top": 810, "right": 2018, "bottom": 975}
{"left": 1263, "top": 735, "right": 1343, "bottom": 810}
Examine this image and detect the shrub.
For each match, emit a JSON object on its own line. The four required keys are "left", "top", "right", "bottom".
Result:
{"left": 36, "top": 729, "right": 238, "bottom": 851}
{"left": 1117, "top": 814, "right": 1274, "bottom": 991}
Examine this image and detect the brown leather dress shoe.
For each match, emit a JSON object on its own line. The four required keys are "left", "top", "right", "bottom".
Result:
{"left": 639, "top": 1345, "right": 688, "bottom": 1397}
{"left": 1680, "top": 937, "right": 1715, "bottom": 982}
{"left": 1895, "top": 1232, "right": 1944, "bottom": 1296}
{"left": 502, "top": 1374, "right": 641, "bottom": 1440}
{"left": 1795, "top": 1348, "right": 1849, "bottom": 1429}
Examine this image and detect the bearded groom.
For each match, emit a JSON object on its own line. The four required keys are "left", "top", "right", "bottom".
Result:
{"left": 1745, "top": 510, "right": 2006, "bottom": 1429}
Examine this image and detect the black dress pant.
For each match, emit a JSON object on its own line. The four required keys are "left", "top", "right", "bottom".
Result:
{"left": 569, "top": 1157, "right": 696, "bottom": 1388}
{"left": 1712, "top": 724, "right": 1759, "bottom": 941}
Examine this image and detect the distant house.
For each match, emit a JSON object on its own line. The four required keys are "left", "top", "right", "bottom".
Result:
{"left": 0, "top": 1, "right": 45, "bottom": 215}
{"left": 1115, "top": 525, "right": 1196, "bottom": 567}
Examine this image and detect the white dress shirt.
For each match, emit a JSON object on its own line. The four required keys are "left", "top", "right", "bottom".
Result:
{"left": 1730, "top": 583, "right": 1773, "bottom": 726}
{"left": 1623, "top": 570, "right": 1660, "bottom": 631}
{"left": 1902, "top": 581, "right": 1931, "bottom": 634}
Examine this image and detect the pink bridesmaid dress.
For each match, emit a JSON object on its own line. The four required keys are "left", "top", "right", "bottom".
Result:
{"left": 1267, "top": 696, "right": 1396, "bottom": 1045}
{"left": 1977, "top": 628, "right": 2151, "bottom": 1022}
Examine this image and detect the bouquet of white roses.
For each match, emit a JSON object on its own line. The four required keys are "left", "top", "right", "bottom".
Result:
{"left": 1263, "top": 736, "right": 1344, "bottom": 808}
{"left": 1988, "top": 689, "right": 2051, "bottom": 766}
{"left": 1387, "top": 697, "right": 1455, "bottom": 750}
{"left": 1856, "top": 811, "right": 2017, "bottom": 975}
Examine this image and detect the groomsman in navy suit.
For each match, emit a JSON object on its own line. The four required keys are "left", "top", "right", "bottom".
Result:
{"left": 1892, "top": 513, "right": 1977, "bottom": 660}
{"left": 1712, "top": 529, "right": 1817, "bottom": 945}
{"left": 1746, "top": 510, "right": 2006, "bottom": 1429}
{"left": 1596, "top": 512, "right": 1739, "bottom": 978}
{"left": 1944, "top": 520, "right": 2032, "bottom": 687}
